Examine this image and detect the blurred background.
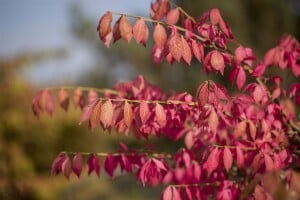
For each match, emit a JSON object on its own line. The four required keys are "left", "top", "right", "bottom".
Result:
{"left": 0, "top": 0, "right": 299, "bottom": 199}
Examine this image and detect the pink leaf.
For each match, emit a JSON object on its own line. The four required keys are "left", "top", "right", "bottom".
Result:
{"left": 233, "top": 120, "right": 247, "bottom": 138}
{"left": 210, "top": 8, "right": 221, "bottom": 25}
{"left": 79, "top": 100, "right": 98, "bottom": 125}
{"left": 264, "top": 154, "right": 274, "bottom": 172}
{"left": 223, "top": 147, "right": 233, "bottom": 172}
{"left": 205, "top": 148, "right": 219, "bottom": 176}
{"left": 58, "top": 88, "right": 69, "bottom": 111}
{"left": 181, "top": 36, "right": 192, "bottom": 65}
{"left": 72, "top": 153, "right": 83, "bottom": 178}
{"left": 61, "top": 155, "right": 72, "bottom": 179}
{"left": 97, "top": 11, "right": 113, "bottom": 47}
{"left": 210, "top": 51, "right": 225, "bottom": 75}
{"left": 139, "top": 100, "right": 150, "bottom": 124}
{"left": 100, "top": 100, "right": 114, "bottom": 129}
{"left": 236, "top": 68, "right": 246, "bottom": 89}
{"left": 166, "top": 8, "right": 180, "bottom": 25}
{"left": 119, "top": 15, "right": 133, "bottom": 43}
{"left": 236, "top": 147, "right": 244, "bottom": 168}
{"left": 153, "top": 23, "right": 167, "bottom": 48}
{"left": 208, "top": 108, "right": 219, "bottom": 133}
{"left": 124, "top": 101, "right": 134, "bottom": 128}
{"left": 133, "top": 18, "right": 149, "bottom": 46}
{"left": 73, "top": 87, "right": 85, "bottom": 110}
{"left": 191, "top": 39, "right": 204, "bottom": 62}
{"left": 88, "top": 89, "right": 98, "bottom": 104}
{"left": 196, "top": 81, "right": 209, "bottom": 107}
{"left": 155, "top": 103, "right": 167, "bottom": 128}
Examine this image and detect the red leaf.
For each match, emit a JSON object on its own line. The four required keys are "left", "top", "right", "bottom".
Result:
{"left": 72, "top": 153, "right": 83, "bottom": 178}
{"left": 139, "top": 100, "right": 150, "bottom": 124}
{"left": 119, "top": 15, "right": 133, "bottom": 43}
{"left": 181, "top": 36, "right": 192, "bottom": 65}
{"left": 124, "top": 101, "right": 133, "bottom": 128}
{"left": 191, "top": 39, "right": 204, "bottom": 62}
{"left": 166, "top": 8, "right": 180, "bottom": 25}
{"left": 205, "top": 148, "right": 219, "bottom": 176}
{"left": 87, "top": 154, "right": 100, "bottom": 177}
{"left": 208, "top": 108, "right": 218, "bottom": 133}
{"left": 264, "top": 154, "right": 274, "bottom": 172}
{"left": 104, "top": 154, "right": 117, "bottom": 177}
{"left": 100, "top": 100, "right": 114, "bottom": 129}
{"left": 153, "top": 23, "right": 167, "bottom": 48}
{"left": 90, "top": 100, "right": 102, "bottom": 129}
{"left": 210, "top": 8, "right": 221, "bottom": 25}
{"left": 223, "top": 147, "right": 233, "bottom": 172}
{"left": 233, "top": 120, "right": 247, "bottom": 138}
{"left": 133, "top": 18, "right": 149, "bottom": 46}
{"left": 58, "top": 88, "right": 69, "bottom": 111}
{"left": 210, "top": 51, "right": 225, "bottom": 75}
{"left": 196, "top": 81, "right": 209, "bottom": 107}
{"left": 236, "top": 68, "right": 246, "bottom": 89}
{"left": 236, "top": 147, "right": 245, "bottom": 168}
{"left": 73, "top": 87, "right": 85, "bottom": 110}
{"left": 97, "top": 11, "right": 113, "bottom": 47}
{"left": 155, "top": 103, "right": 166, "bottom": 128}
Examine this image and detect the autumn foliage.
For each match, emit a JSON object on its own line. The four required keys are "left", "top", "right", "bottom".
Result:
{"left": 33, "top": 0, "right": 300, "bottom": 199}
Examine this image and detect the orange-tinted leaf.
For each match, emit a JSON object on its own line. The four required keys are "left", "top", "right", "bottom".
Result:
{"left": 139, "top": 100, "right": 150, "bottom": 124}
{"left": 124, "top": 101, "right": 133, "bottom": 128}
{"left": 155, "top": 103, "right": 166, "bottom": 128}
{"left": 153, "top": 23, "right": 167, "bottom": 48}
{"left": 223, "top": 147, "right": 233, "bottom": 172}
{"left": 73, "top": 87, "right": 85, "bottom": 110}
{"left": 100, "top": 100, "right": 114, "bottom": 129}
{"left": 233, "top": 120, "right": 247, "bottom": 138}
{"left": 264, "top": 154, "right": 274, "bottom": 172}
{"left": 236, "top": 146, "right": 244, "bottom": 168}
{"left": 133, "top": 18, "right": 149, "bottom": 46}
{"left": 90, "top": 100, "right": 102, "bottom": 129}
{"left": 150, "top": 0, "right": 170, "bottom": 20}
{"left": 181, "top": 36, "right": 192, "bottom": 65}
{"left": 210, "top": 51, "right": 225, "bottom": 75}
{"left": 119, "top": 15, "right": 132, "bottom": 43}
{"left": 191, "top": 39, "right": 204, "bottom": 62}
{"left": 166, "top": 8, "right": 180, "bottom": 25}
{"left": 39, "top": 89, "right": 54, "bottom": 116}
{"left": 248, "top": 120, "right": 256, "bottom": 140}
{"left": 112, "top": 16, "right": 122, "bottom": 42}
{"left": 208, "top": 108, "right": 218, "bottom": 133}
{"left": 58, "top": 88, "right": 69, "bottom": 111}
{"left": 167, "top": 31, "right": 182, "bottom": 62}
{"left": 196, "top": 81, "right": 209, "bottom": 107}
{"left": 97, "top": 11, "right": 113, "bottom": 47}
